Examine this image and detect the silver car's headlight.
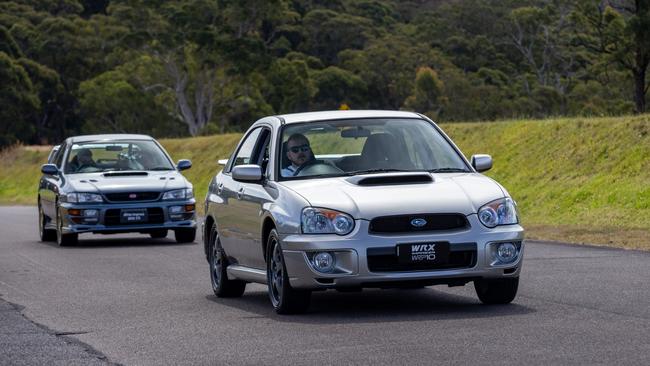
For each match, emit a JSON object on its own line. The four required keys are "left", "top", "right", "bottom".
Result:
{"left": 301, "top": 207, "right": 354, "bottom": 235}
{"left": 162, "top": 188, "right": 193, "bottom": 200}
{"left": 63, "top": 192, "right": 103, "bottom": 203}
{"left": 478, "top": 198, "right": 518, "bottom": 228}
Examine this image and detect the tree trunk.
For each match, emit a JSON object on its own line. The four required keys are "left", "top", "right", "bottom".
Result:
{"left": 634, "top": 68, "right": 646, "bottom": 113}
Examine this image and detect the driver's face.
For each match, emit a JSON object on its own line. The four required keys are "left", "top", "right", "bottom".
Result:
{"left": 78, "top": 153, "right": 92, "bottom": 164}
{"left": 286, "top": 138, "right": 311, "bottom": 167}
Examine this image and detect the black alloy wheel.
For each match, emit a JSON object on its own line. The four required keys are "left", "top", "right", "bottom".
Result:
{"left": 266, "top": 229, "right": 311, "bottom": 314}
{"left": 209, "top": 223, "right": 246, "bottom": 297}
{"left": 474, "top": 277, "right": 519, "bottom": 304}
{"left": 149, "top": 229, "right": 168, "bottom": 239}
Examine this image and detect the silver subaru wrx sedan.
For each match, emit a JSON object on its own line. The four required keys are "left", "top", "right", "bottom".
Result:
{"left": 204, "top": 111, "right": 524, "bottom": 314}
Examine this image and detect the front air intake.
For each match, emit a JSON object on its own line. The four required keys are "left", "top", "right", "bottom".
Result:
{"left": 356, "top": 174, "right": 433, "bottom": 186}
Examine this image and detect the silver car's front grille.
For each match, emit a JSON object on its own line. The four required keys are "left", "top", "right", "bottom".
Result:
{"left": 368, "top": 213, "right": 469, "bottom": 234}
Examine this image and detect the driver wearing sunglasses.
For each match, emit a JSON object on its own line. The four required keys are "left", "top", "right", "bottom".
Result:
{"left": 282, "top": 133, "right": 314, "bottom": 177}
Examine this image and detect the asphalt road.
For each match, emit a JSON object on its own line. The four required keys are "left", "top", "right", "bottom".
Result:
{"left": 1, "top": 206, "right": 649, "bottom": 365}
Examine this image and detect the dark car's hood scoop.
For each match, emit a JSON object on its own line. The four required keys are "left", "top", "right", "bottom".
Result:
{"left": 103, "top": 171, "right": 149, "bottom": 177}
{"left": 350, "top": 173, "right": 434, "bottom": 186}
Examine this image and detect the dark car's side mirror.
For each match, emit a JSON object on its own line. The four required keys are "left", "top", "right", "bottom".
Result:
{"left": 232, "top": 164, "right": 262, "bottom": 182}
{"left": 41, "top": 164, "right": 59, "bottom": 176}
{"left": 177, "top": 159, "right": 192, "bottom": 171}
{"left": 471, "top": 154, "right": 493, "bottom": 173}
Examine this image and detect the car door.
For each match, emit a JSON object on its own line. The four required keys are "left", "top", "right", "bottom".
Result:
{"left": 233, "top": 128, "right": 275, "bottom": 270}
{"left": 216, "top": 127, "right": 263, "bottom": 265}
{"left": 39, "top": 143, "right": 65, "bottom": 220}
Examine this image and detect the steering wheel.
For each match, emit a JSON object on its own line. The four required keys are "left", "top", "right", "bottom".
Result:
{"left": 293, "top": 159, "right": 321, "bottom": 176}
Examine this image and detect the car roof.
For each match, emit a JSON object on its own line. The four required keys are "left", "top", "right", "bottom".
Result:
{"left": 274, "top": 110, "right": 424, "bottom": 124}
{"left": 67, "top": 134, "right": 155, "bottom": 144}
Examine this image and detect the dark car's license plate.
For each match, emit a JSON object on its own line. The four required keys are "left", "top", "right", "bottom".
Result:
{"left": 120, "top": 209, "right": 148, "bottom": 224}
{"left": 397, "top": 242, "right": 450, "bottom": 264}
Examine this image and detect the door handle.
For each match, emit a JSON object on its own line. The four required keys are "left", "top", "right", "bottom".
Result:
{"left": 216, "top": 183, "right": 224, "bottom": 195}
{"left": 237, "top": 187, "right": 244, "bottom": 200}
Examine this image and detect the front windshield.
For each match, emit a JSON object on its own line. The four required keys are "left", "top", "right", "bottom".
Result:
{"left": 278, "top": 118, "right": 469, "bottom": 179}
{"left": 64, "top": 140, "right": 174, "bottom": 174}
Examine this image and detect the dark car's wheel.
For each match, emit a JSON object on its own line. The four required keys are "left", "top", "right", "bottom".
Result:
{"left": 150, "top": 229, "right": 167, "bottom": 239}
{"left": 55, "top": 206, "right": 78, "bottom": 247}
{"left": 209, "top": 224, "right": 246, "bottom": 297}
{"left": 38, "top": 204, "right": 56, "bottom": 242}
{"left": 174, "top": 228, "right": 196, "bottom": 243}
{"left": 266, "top": 229, "right": 311, "bottom": 314}
{"left": 474, "top": 277, "right": 519, "bottom": 304}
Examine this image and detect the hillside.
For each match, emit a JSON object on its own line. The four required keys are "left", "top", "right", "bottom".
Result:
{"left": 1, "top": 115, "right": 649, "bottom": 250}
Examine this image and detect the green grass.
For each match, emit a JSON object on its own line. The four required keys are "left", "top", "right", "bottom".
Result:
{"left": 2, "top": 115, "right": 649, "bottom": 249}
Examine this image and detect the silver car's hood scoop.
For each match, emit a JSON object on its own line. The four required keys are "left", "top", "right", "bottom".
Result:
{"left": 280, "top": 173, "right": 505, "bottom": 219}
{"left": 350, "top": 173, "right": 433, "bottom": 186}
{"left": 103, "top": 171, "right": 149, "bottom": 177}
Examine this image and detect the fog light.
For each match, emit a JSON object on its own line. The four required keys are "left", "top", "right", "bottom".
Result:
{"left": 185, "top": 204, "right": 195, "bottom": 212}
{"left": 169, "top": 206, "right": 183, "bottom": 214}
{"left": 496, "top": 242, "right": 517, "bottom": 263}
{"left": 312, "top": 252, "right": 335, "bottom": 273}
{"left": 83, "top": 209, "right": 98, "bottom": 217}
{"left": 68, "top": 209, "right": 81, "bottom": 216}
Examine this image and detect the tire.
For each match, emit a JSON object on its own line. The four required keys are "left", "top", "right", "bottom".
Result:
{"left": 38, "top": 204, "right": 56, "bottom": 242}
{"left": 174, "top": 228, "right": 196, "bottom": 243}
{"left": 149, "top": 229, "right": 168, "bottom": 239}
{"left": 266, "top": 229, "right": 311, "bottom": 314}
{"left": 55, "top": 206, "right": 78, "bottom": 247}
{"left": 474, "top": 277, "right": 519, "bottom": 304}
{"left": 208, "top": 224, "right": 246, "bottom": 297}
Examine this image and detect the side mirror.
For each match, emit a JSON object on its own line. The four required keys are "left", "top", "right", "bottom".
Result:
{"left": 41, "top": 164, "right": 59, "bottom": 176}
{"left": 232, "top": 164, "right": 262, "bottom": 182}
{"left": 471, "top": 154, "right": 493, "bottom": 173}
{"left": 177, "top": 159, "right": 192, "bottom": 171}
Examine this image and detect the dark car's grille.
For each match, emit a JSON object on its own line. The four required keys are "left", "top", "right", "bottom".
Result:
{"left": 104, "top": 208, "right": 165, "bottom": 226}
{"left": 104, "top": 192, "right": 160, "bottom": 202}
{"left": 369, "top": 213, "right": 469, "bottom": 234}
{"left": 367, "top": 244, "right": 477, "bottom": 272}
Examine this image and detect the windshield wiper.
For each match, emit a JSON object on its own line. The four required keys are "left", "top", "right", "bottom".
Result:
{"left": 150, "top": 167, "right": 174, "bottom": 171}
{"left": 429, "top": 168, "right": 471, "bottom": 173}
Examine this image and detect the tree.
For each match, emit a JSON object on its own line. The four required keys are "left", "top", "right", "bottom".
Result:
{"left": 0, "top": 51, "right": 39, "bottom": 148}
{"left": 573, "top": 0, "right": 650, "bottom": 113}
{"left": 403, "top": 67, "right": 446, "bottom": 117}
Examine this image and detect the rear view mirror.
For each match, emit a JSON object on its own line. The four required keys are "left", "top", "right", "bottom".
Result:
{"left": 341, "top": 127, "right": 371, "bottom": 139}
{"left": 41, "top": 164, "right": 59, "bottom": 175}
{"left": 106, "top": 145, "right": 123, "bottom": 151}
{"left": 471, "top": 154, "right": 493, "bottom": 173}
{"left": 177, "top": 159, "right": 192, "bottom": 171}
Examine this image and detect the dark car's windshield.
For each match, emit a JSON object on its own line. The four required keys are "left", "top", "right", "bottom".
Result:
{"left": 64, "top": 140, "right": 174, "bottom": 174}
{"left": 278, "top": 118, "right": 469, "bottom": 179}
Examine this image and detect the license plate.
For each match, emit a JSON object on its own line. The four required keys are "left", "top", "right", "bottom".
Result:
{"left": 397, "top": 242, "right": 450, "bottom": 264}
{"left": 120, "top": 209, "right": 148, "bottom": 224}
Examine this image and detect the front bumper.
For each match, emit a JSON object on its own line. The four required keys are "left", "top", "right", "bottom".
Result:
{"left": 58, "top": 200, "right": 197, "bottom": 235}
{"left": 279, "top": 215, "right": 524, "bottom": 290}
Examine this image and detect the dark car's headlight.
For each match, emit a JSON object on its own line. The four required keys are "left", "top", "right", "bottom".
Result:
{"left": 162, "top": 188, "right": 193, "bottom": 200}
{"left": 478, "top": 198, "right": 518, "bottom": 228}
{"left": 301, "top": 207, "right": 354, "bottom": 235}
{"left": 62, "top": 193, "right": 103, "bottom": 203}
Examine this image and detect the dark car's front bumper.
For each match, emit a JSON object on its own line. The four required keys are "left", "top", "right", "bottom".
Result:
{"left": 58, "top": 200, "right": 196, "bottom": 235}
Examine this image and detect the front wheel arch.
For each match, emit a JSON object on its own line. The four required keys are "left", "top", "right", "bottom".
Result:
{"left": 261, "top": 216, "right": 277, "bottom": 263}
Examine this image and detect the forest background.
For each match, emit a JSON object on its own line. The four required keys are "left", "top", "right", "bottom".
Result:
{"left": 1, "top": 0, "right": 650, "bottom": 148}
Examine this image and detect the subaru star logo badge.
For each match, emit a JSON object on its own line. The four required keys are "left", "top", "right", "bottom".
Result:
{"left": 129, "top": 193, "right": 137, "bottom": 199}
{"left": 410, "top": 218, "right": 427, "bottom": 228}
